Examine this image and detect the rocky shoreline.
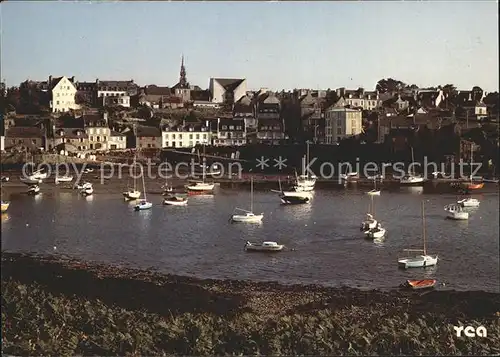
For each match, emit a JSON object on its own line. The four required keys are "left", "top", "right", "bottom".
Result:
{"left": 2, "top": 252, "right": 499, "bottom": 355}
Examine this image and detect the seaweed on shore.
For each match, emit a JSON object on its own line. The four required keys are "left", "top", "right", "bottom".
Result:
{"left": 1, "top": 253, "right": 499, "bottom": 356}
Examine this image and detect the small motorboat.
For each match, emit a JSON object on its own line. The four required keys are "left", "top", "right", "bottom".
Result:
{"left": 364, "top": 224, "right": 386, "bottom": 239}
{"left": 401, "top": 279, "right": 437, "bottom": 290}
{"left": 280, "top": 194, "right": 310, "bottom": 205}
{"left": 134, "top": 199, "right": 152, "bottom": 211}
{"left": 27, "top": 185, "right": 40, "bottom": 195}
{"left": 244, "top": 241, "right": 284, "bottom": 252}
{"left": 55, "top": 175, "right": 74, "bottom": 184}
{"left": 366, "top": 189, "right": 381, "bottom": 196}
{"left": 1, "top": 176, "right": 9, "bottom": 182}
{"left": 1, "top": 200, "right": 10, "bottom": 213}
{"left": 163, "top": 195, "right": 188, "bottom": 206}
{"left": 80, "top": 185, "right": 93, "bottom": 196}
{"left": 83, "top": 168, "right": 94, "bottom": 174}
{"left": 360, "top": 213, "right": 378, "bottom": 231}
{"left": 31, "top": 169, "right": 48, "bottom": 180}
{"left": 20, "top": 176, "right": 42, "bottom": 185}
{"left": 444, "top": 203, "right": 469, "bottom": 220}
{"left": 457, "top": 197, "right": 480, "bottom": 208}
{"left": 75, "top": 182, "right": 93, "bottom": 190}
{"left": 399, "top": 174, "right": 425, "bottom": 185}
{"left": 123, "top": 190, "right": 141, "bottom": 200}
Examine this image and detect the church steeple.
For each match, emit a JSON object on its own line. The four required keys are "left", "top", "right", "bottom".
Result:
{"left": 179, "top": 54, "right": 188, "bottom": 88}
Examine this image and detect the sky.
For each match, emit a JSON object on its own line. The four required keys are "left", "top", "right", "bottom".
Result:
{"left": 1, "top": 1, "right": 498, "bottom": 92}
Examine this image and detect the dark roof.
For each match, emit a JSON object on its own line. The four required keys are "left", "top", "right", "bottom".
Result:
{"left": 166, "top": 124, "right": 210, "bottom": 132}
{"left": 258, "top": 119, "right": 282, "bottom": 129}
{"left": 54, "top": 128, "right": 88, "bottom": 139}
{"left": 83, "top": 114, "right": 107, "bottom": 127}
{"left": 218, "top": 118, "right": 245, "bottom": 131}
{"left": 144, "top": 85, "right": 172, "bottom": 96}
{"left": 76, "top": 82, "right": 97, "bottom": 91}
{"left": 213, "top": 78, "right": 245, "bottom": 92}
{"left": 6, "top": 126, "right": 45, "bottom": 138}
{"left": 56, "top": 116, "right": 85, "bottom": 129}
{"left": 190, "top": 89, "right": 210, "bottom": 102}
{"left": 110, "top": 130, "right": 126, "bottom": 137}
{"left": 97, "top": 80, "right": 135, "bottom": 91}
{"left": 136, "top": 125, "right": 162, "bottom": 137}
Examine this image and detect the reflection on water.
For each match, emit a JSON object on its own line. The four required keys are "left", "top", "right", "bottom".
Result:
{"left": 402, "top": 186, "right": 424, "bottom": 195}
{"left": 1, "top": 213, "right": 10, "bottom": 223}
{"left": 84, "top": 195, "right": 94, "bottom": 202}
{"left": 34, "top": 194, "right": 43, "bottom": 203}
{"left": 1, "top": 189, "right": 498, "bottom": 292}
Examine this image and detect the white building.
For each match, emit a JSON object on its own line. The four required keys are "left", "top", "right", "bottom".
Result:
{"left": 84, "top": 114, "right": 110, "bottom": 150}
{"left": 97, "top": 80, "right": 136, "bottom": 108}
{"left": 50, "top": 76, "right": 79, "bottom": 113}
{"left": 0, "top": 135, "right": 4, "bottom": 151}
{"left": 162, "top": 125, "right": 211, "bottom": 148}
{"left": 209, "top": 78, "right": 247, "bottom": 104}
{"left": 109, "top": 131, "right": 127, "bottom": 150}
{"left": 325, "top": 107, "right": 363, "bottom": 144}
{"left": 335, "top": 88, "right": 382, "bottom": 111}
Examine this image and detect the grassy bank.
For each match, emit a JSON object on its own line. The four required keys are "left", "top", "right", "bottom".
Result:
{"left": 2, "top": 253, "right": 499, "bottom": 356}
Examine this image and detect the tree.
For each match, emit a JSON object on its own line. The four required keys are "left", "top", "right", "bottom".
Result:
{"left": 471, "top": 86, "right": 483, "bottom": 102}
{"left": 376, "top": 78, "right": 406, "bottom": 94}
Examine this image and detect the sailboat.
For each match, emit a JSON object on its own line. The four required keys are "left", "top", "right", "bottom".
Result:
{"left": 398, "top": 200, "right": 438, "bottom": 269}
{"left": 134, "top": 167, "right": 152, "bottom": 211}
{"left": 366, "top": 175, "right": 381, "bottom": 195}
{"left": 123, "top": 151, "right": 141, "bottom": 200}
{"left": 399, "top": 146, "right": 424, "bottom": 185}
{"left": 360, "top": 195, "right": 378, "bottom": 231}
{"left": 186, "top": 147, "right": 215, "bottom": 195}
{"left": 230, "top": 177, "right": 264, "bottom": 223}
{"left": 462, "top": 143, "right": 484, "bottom": 190}
{"left": 161, "top": 159, "right": 173, "bottom": 195}
{"left": 294, "top": 141, "right": 317, "bottom": 192}
{"left": 272, "top": 178, "right": 311, "bottom": 204}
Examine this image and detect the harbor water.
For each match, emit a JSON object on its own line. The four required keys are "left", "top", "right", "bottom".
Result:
{"left": 1, "top": 186, "right": 498, "bottom": 292}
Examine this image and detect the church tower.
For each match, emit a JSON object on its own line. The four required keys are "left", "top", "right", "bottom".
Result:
{"left": 179, "top": 55, "right": 188, "bottom": 89}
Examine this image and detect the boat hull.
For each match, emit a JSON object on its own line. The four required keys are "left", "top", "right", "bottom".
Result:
{"left": 446, "top": 212, "right": 469, "bottom": 220}
{"left": 366, "top": 190, "right": 381, "bottom": 196}
{"left": 163, "top": 199, "right": 188, "bottom": 206}
{"left": 231, "top": 214, "right": 263, "bottom": 223}
{"left": 399, "top": 178, "right": 425, "bottom": 185}
{"left": 123, "top": 191, "right": 141, "bottom": 200}
{"left": 280, "top": 196, "right": 310, "bottom": 205}
{"left": 134, "top": 201, "right": 153, "bottom": 211}
{"left": 20, "top": 177, "right": 42, "bottom": 185}
{"left": 398, "top": 255, "right": 438, "bottom": 269}
{"left": 463, "top": 182, "right": 484, "bottom": 190}
{"left": 402, "top": 279, "right": 437, "bottom": 290}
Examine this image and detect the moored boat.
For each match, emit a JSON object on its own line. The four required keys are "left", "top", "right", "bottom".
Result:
{"left": 55, "top": 175, "right": 74, "bottom": 184}
{"left": 444, "top": 203, "right": 469, "bottom": 220}
{"left": 364, "top": 223, "right": 386, "bottom": 239}
{"left": 401, "top": 279, "right": 437, "bottom": 290}
{"left": 457, "top": 197, "right": 480, "bottom": 208}
{"left": 80, "top": 184, "right": 93, "bottom": 196}
{"left": 398, "top": 200, "right": 438, "bottom": 269}
{"left": 244, "top": 241, "right": 284, "bottom": 252}
{"left": 27, "top": 185, "right": 40, "bottom": 195}
{"left": 163, "top": 195, "right": 188, "bottom": 206}
{"left": 1, "top": 200, "right": 10, "bottom": 213}
{"left": 20, "top": 176, "right": 42, "bottom": 185}
{"left": 134, "top": 200, "right": 153, "bottom": 211}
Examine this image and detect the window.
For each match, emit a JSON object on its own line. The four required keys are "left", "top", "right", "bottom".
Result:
{"left": 178, "top": 142, "right": 183, "bottom": 147}
{"left": 56, "top": 101, "right": 60, "bottom": 105}
{"left": 172, "top": 134, "right": 176, "bottom": 139}
{"left": 196, "top": 134, "right": 200, "bottom": 139}
{"left": 203, "top": 134, "right": 207, "bottom": 139}
{"left": 189, "top": 134, "right": 193, "bottom": 139}
{"left": 337, "top": 128, "right": 342, "bottom": 135}
{"left": 96, "top": 136, "right": 101, "bottom": 142}
{"left": 337, "top": 119, "right": 342, "bottom": 126}
{"left": 229, "top": 125, "right": 234, "bottom": 130}
{"left": 178, "top": 134, "right": 183, "bottom": 139}
{"left": 189, "top": 141, "right": 193, "bottom": 147}
{"left": 222, "top": 125, "right": 227, "bottom": 130}
{"left": 236, "top": 126, "right": 242, "bottom": 130}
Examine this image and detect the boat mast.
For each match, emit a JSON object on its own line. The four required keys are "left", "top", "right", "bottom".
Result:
{"left": 202, "top": 145, "right": 206, "bottom": 183}
{"left": 470, "top": 143, "right": 473, "bottom": 182}
{"left": 422, "top": 200, "right": 426, "bottom": 255}
{"left": 133, "top": 123, "right": 137, "bottom": 192}
{"left": 410, "top": 146, "right": 415, "bottom": 176}
{"left": 250, "top": 176, "right": 254, "bottom": 213}
{"left": 141, "top": 166, "right": 147, "bottom": 200}
{"left": 306, "top": 141, "right": 310, "bottom": 178}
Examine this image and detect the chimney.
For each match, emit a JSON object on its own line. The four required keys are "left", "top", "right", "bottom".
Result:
{"left": 48, "top": 75, "right": 52, "bottom": 86}
{"left": 70, "top": 76, "right": 75, "bottom": 83}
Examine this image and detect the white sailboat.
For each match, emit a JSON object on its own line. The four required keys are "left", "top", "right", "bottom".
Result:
{"left": 366, "top": 175, "right": 381, "bottom": 195}
{"left": 444, "top": 203, "right": 469, "bottom": 220}
{"left": 134, "top": 167, "right": 152, "bottom": 211}
{"left": 398, "top": 200, "right": 438, "bottom": 269}
{"left": 400, "top": 147, "right": 424, "bottom": 185}
{"left": 123, "top": 154, "right": 141, "bottom": 200}
{"left": 360, "top": 195, "right": 378, "bottom": 230}
{"left": 244, "top": 241, "right": 284, "bottom": 252}
{"left": 294, "top": 141, "right": 316, "bottom": 192}
{"left": 457, "top": 197, "right": 480, "bottom": 207}
{"left": 272, "top": 178, "right": 311, "bottom": 204}
{"left": 161, "top": 159, "right": 173, "bottom": 195}
{"left": 230, "top": 177, "right": 264, "bottom": 223}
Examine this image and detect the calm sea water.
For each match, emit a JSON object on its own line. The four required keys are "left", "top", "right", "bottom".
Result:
{"left": 1, "top": 186, "right": 499, "bottom": 292}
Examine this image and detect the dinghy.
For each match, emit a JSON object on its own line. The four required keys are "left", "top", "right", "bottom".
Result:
{"left": 457, "top": 197, "right": 480, "bottom": 208}
{"left": 401, "top": 279, "right": 437, "bottom": 290}
{"left": 444, "top": 203, "right": 469, "bottom": 220}
{"left": 244, "top": 241, "right": 284, "bottom": 252}
{"left": 163, "top": 195, "right": 188, "bottom": 206}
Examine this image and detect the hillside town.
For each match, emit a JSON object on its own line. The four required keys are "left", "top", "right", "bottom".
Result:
{"left": 0, "top": 57, "right": 498, "bottom": 166}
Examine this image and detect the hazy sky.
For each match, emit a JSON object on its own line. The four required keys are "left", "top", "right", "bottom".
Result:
{"left": 1, "top": 1, "right": 498, "bottom": 92}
